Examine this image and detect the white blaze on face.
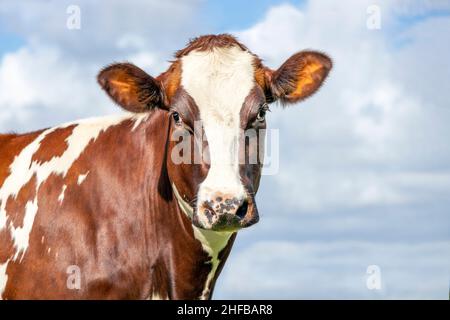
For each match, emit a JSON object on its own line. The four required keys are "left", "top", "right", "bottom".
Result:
{"left": 181, "top": 46, "right": 255, "bottom": 206}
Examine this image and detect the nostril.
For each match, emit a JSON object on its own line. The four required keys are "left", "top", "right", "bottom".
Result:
{"left": 203, "top": 202, "right": 216, "bottom": 217}
{"left": 235, "top": 200, "right": 248, "bottom": 220}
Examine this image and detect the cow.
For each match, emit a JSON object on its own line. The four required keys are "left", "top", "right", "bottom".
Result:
{"left": 0, "top": 34, "right": 331, "bottom": 299}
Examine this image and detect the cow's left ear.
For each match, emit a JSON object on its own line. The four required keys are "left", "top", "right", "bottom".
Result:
{"left": 265, "top": 51, "right": 332, "bottom": 104}
{"left": 97, "top": 63, "right": 167, "bottom": 112}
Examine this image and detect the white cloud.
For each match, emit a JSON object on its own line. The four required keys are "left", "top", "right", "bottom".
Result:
{"left": 216, "top": 240, "right": 450, "bottom": 299}
{"left": 0, "top": 0, "right": 202, "bottom": 131}
{"left": 0, "top": 44, "right": 107, "bottom": 129}
{"left": 0, "top": 0, "right": 201, "bottom": 57}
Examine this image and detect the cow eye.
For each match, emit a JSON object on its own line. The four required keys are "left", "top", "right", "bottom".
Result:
{"left": 172, "top": 112, "right": 182, "bottom": 124}
{"left": 257, "top": 103, "right": 270, "bottom": 122}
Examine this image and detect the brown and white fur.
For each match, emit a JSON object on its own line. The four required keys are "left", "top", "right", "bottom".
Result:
{"left": 0, "top": 34, "right": 331, "bottom": 299}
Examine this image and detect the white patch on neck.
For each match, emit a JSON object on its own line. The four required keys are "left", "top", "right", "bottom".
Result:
{"left": 172, "top": 183, "right": 233, "bottom": 299}
{"left": 77, "top": 171, "right": 89, "bottom": 185}
{"left": 181, "top": 46, "right": 254, "bottom": 206}
{"left": 0, "top": 112, "right": 149, "bottom": 298}
{"left": 58, "top": 185, "right": 67, "bottom": 203}
{"left": 0, "top": 260, "right": 9, "bottom": 299}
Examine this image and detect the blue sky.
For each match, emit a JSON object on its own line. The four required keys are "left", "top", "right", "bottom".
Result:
{"left": 0, "top": 31, "right": 24, "bottom": 55}
{"left": 0, "top": 0, "right": 449, "bottom": 299}
{"left": 202, "top": 0, "right": 304, "bottom": 31}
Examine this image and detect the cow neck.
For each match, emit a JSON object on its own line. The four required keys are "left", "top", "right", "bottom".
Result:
{"left": 158, "top": 116, "right": 235, "bottom": 299}
{"left": 171, "top": 174, "right": 234, "bottom": 300}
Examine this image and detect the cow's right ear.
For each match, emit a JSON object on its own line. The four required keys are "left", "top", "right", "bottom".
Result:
{"left": 97, "top": 63, "right": 167, "bottom": 113}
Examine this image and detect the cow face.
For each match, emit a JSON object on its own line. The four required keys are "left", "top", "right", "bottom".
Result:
{"left": 97, "top": 35, "right": 331, "bottom": 232}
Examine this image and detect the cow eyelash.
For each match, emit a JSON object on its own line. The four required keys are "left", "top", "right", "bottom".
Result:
{"left": 260, "top": 103, "right": 270, "bottom": 112}
{"left": 171, "top": 111, "right": 194, "bottom": 134}
{"left": 172, "top": 111, "right": 182, "bottom": 124}
{"left": 256, "top": 103, "right": 270, "bottom": 122}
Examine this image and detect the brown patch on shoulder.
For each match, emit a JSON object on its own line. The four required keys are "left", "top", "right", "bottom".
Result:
{"left": 5, "top": 174, "right": 37, "bottom": 229}
{"left": 31, "top": 125, "right": 76, "bottom": 165}
{"left": 0, "top": 130, "right": 43, "bottom": 188}
{"left": 0, "top": 227, "right": 14, "bottom": 262}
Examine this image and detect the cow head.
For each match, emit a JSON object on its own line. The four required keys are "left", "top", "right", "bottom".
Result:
{"left": 97, "top": 34, "right": 331, "bottom": 231}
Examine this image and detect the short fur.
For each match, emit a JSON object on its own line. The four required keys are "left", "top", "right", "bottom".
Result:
{"left": 0, "top": 34, "right": 332, "bottom": 300}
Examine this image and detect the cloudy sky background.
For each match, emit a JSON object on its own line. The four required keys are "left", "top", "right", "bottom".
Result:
{"left": 0, "top": 0, "right": 449, "bottom": 299}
